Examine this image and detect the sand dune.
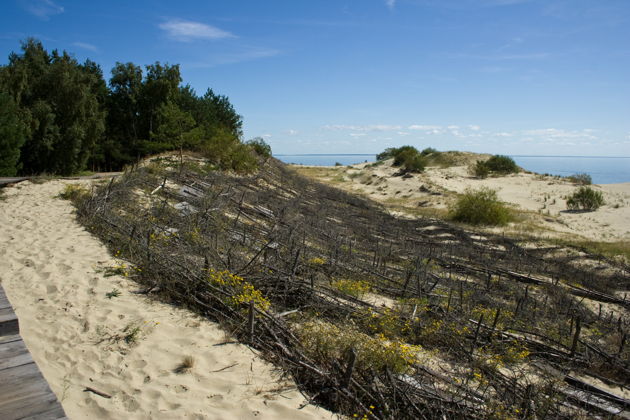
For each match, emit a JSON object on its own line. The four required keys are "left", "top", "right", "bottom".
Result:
{"left": 295, "top": 160, "right": 630, "bottom": 242}
{"left": 0, "top": 180, "right": 335, "bottom": 420}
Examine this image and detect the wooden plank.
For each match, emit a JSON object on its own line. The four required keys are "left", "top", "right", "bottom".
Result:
{"left": 0, "top": 306, "right": 19, "bottom": 336}
{"left": 0, "top": 285, "right": 68, "bottom": 419}
{"left": 0, "top": 337, "right": 34, "bottom": 370}
{"left": 0, "top": 362, "right": 67, "bottom": 420}
{"left": 0, "top": 334, "right": 21, "bottom": 345}
{"left": 0, "top": 291, "right": 11, "bottom": 311}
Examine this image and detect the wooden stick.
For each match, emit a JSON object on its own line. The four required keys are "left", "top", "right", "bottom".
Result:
{"left": 342, "top": 348, "right": 357, "bottom": 389}
{"left": 84, "top": 386, "right": 112, "bottom": 399}
{"left": 570, "top": 317, "right": 581, "bottom": 357}
{"left": 248, "top": 301, "right": 255, "bottom": 343}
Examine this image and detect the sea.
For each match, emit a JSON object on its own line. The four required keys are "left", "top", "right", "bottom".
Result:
{"left": 275, "top": 154, "right": 630, "bottom": 185}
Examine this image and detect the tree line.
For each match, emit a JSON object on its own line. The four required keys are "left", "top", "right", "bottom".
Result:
{"left": 0, "top": 38, "right": 267, "bottom": 176}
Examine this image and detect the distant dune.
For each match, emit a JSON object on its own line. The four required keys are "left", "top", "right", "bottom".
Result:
{"left": 293, "top": 155, "right": 630, "bottom": 242}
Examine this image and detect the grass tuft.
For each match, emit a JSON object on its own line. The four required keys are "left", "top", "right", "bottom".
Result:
{"left": 175, "top": 355, "right": 195, "bottom": 374}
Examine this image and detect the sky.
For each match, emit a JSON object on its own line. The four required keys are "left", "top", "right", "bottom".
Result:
{"left": 1, "top": 0, "right": 629, "bottom": 156}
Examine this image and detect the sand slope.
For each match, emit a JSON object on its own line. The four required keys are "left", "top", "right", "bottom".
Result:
{"left": 0, "top": 180, "right": 335, "bottom": 420}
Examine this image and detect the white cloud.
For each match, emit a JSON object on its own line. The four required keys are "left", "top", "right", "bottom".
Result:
{"left": 159, "top": 19, "right": 235, "bottom": 42}
{"left": 349, "top": 133, "right": 367, "bottom": 137}
{"left": 408, "top": 124, "right": 443, "bottom": 134}
{"left": 323, "top": 124, "right": 402, "bottom": 131}
{"left": 285, "top": 129, "right": 299, "bottom": 136}
{"left": 468, "top": 125, "right": 481, "bottom": 131}
{"left": 22, "top": 0, "right": 63, "bottom": 20}
{"left": 408, "top": 124, "right": 442, "bottom": 131}
{"left": 523, "top": 128, "right": 597, "bottom": 140}
{"left": 385, "top": 0, "right": 396, "bottom": 9}
{"left": 262, "top": 134, "right": 272, "bottom": 138}
{"left": 72, "top": 42, "right": 98, "bottom": 52}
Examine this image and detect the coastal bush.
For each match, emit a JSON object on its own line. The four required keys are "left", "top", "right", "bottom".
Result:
{"left": 567, "top": 173, "right": 592, "bottom": 185}
{"left": 207, "top": 269, "right": 271, "bottom": 311}
{"left": 296, "top": 320, "right": 420, "bottom": 374}
{"left": 471, "top": 160, "right": 490, "bottom": 179}
{"left": 332, "top": 279, "right": 371, "bottom": 298}
{"left": 58, "top": 184, "right": 89, "bottom": 201}
{"left": 449, "top": 187, "right": 511, "bottom": 225}
{"left": 484, "top": 155, "right": 519, "bottom": 174}
{"left": 246, "top": 137, "right": 272, "bottom": 158}
{"left": 420, "top": 147, "right": 438, "bottom": 156}
{"left": 566, "top": 186, "right": 604, "bottom": 211}
{"left": 375, "top": 146, "right": 428, "bottom": 172}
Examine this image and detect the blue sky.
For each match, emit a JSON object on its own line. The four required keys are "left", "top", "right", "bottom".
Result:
{"left": 2, "top": 0, "right": 629, "bottom": 156}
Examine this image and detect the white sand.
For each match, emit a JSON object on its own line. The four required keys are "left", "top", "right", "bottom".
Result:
{"left": 0, "top": 180, "right": 335, "bottom": 420}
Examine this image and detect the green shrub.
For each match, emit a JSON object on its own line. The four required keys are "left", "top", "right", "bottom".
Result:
{"left": 471, "top": 160, "right": 490, "bottom": 179}
{"left": 377, "top": 145, "right": 416, "bottom": 162}
{"left": 246, "top": 137, "right": 272, "bottom": 158}
{"left": 420, "top": 147, "right": 438, "bottom": 156}
{"left": 223, "top": 144, "right": 259, "bottom": 173}
{"left": 566, "top": 173, "right": 591, "bottom": 185}
{"left": 58, "top": 184, "right": 89, "bottom": 201}
{"left": 449, "top": 187, "right": 512, "bottom": 226}
{"left": 484, "top": 155, "right": 519, "bottom": 174}
{"left": 566, "top": 186, "right": 604, "bottom": 211}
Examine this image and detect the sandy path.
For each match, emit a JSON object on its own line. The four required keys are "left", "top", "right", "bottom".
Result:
{"left": 0, "top": 180, "right": 334, "bottom": 420}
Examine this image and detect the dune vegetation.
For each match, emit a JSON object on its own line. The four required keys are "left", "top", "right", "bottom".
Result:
{"left": 68, "top": 154, "right": 630, "bottom": 419}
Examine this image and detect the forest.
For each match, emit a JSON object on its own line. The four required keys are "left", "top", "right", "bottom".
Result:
{"left": 0, "top": 38, "right": 263, "bottom": 176}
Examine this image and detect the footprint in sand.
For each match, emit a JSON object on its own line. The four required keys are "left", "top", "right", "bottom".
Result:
{"left": 121, "top": 393, "right": 140, "bottom": 412}
{"left": 130, "top": 360, "right": 147, "bottom": 369}
{"left": 21, "top": 258, "right": 36, "bottom": 268}
{"left": 56, "top": 262, "right": 72, "bottom": 274}
{"left": 174, "top": 385, "right": 189, "bottom": 394}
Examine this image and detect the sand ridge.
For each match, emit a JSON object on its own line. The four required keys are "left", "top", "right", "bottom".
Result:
{"left": 0, "top": 180, "right": 335, "bottom": 420}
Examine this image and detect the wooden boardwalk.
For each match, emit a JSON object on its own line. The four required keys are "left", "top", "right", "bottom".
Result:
{"left": 0, "top": 285, "right": 68, "bottom": 420}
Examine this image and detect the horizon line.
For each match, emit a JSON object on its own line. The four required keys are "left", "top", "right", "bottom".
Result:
{"left": 274, "top": 153, "right": 630, "bottom": 159}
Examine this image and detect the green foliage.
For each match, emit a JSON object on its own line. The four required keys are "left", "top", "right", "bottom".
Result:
{"left": 470, "top": 155, "right": 518, "bottom": 178}
{"left": 377, "top": 146, "right": 426, "bottom": 173}
{"left": 376, "top": 147, "right": 398, "bottom": 161}
{"left": 0, "top": 92, "right": 26, "bottom": 176}
{"left": 566, "top": 186, "right": 604, "bottom": 211}
{"left": 58, "top": 184, "right": 89, "bottom": 201}
{"left": 297, "top": 320, "right": 420, "bottom": 375}
{"left": 106, "top": 288, "right": 121, "bottom": 299}
{"left": 246, "top": 137, "right": 272, "bottom": 158}
{"left": 420, "top": 147, "right": 438, "bottom": 156}
{"left": 566, "top": 173, "right": 592, "bottom": 185}
{"left": 1, "top": 38, "right": 246, "bottom": 175}
{"left": 484, "top": 155, "right": 519, "bottom": 174}
{"left": 471, "top": 160, "right": 490, "bottom": 178}
{"left": 449, "top": 187, "right": 512, "bottom": 226}
{"left": 394, "top": 148, "right": 426, "bottom": 173}
{"left": 332, "top": 279, "right": 371, "bottom": 298}
{"left": 150, "top": 101, "right": 200, "bottom": 154}
{"left": 1, "top": 38, "right": 106, "bottom": 175}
